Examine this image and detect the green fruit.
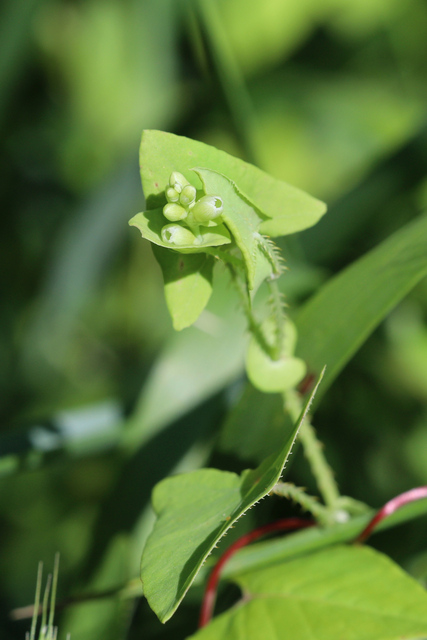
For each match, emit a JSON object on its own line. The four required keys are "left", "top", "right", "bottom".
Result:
{"left": 166, "top": 186, "right": 180, "bottom": 203}
{"left": 179, "top": 185, "right": 197, "bottom": 207}
{"left": 161, "top": 224, "right": 197, "bottom": 246}
{"left": 169, "top": 171, "right": 189, "bottom": 193}
{"left": 163, "top": 203, "right": 188, "bottom": 221}
{"left": 192, "top": 195, "right": 223, "bottom": 223}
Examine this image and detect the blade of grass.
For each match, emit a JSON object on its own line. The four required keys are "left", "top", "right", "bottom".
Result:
{"left": 29, "top": 562, "right": 43, "bottom": 640}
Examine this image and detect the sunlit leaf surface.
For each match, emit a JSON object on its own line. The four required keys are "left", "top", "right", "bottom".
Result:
{"left": 190, "top": 545, "right": 427, "bottom": 639}
{"left": 139, "top": 130, "right": 326, "bottom": 236}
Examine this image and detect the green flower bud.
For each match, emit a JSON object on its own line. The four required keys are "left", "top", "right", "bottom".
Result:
{"left": 163, "top": 203, "right": 188, "bottom": 222}
{"left": 192, "top": 195, "right": 223, "bottom": 223}
{"left": 179, "top": 184, "right": 197, "bottom": 207}
{"left": 161, "top": 223, "right": 197, "bottom": 246}
{"left": 169, "top": 171, "right": 189, "bottom": 194}
{"left": 166, "top": 186, "right": 180, "bottom": 203}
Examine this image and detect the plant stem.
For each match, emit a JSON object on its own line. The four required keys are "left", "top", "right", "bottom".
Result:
{"left": 199, "top": 518, "right": 314, "bottom": 628}
{"left": 255, "top": 233, "right": 285, "bottom": 279}
{"left": 284, "top": 389, "right": 341, "bottom": 510}
{"left": 215, "top": 495, "right": 427, "bottom": 581}
{"left": 267, "top": 278, "right": 286, "bottom": 360}
{"left": 226, "top": 264, "right": 275, "bottom": 359}
{"left": 356, "top": 486, "right": 427, "bottom": 543}
{"left": 272, "top": 482, "right": 330, "bottom": 524}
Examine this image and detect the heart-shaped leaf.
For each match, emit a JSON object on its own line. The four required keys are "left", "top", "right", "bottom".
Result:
{"left": 140, "top": 372, "right": 323, "bottom": 622}
{"left": 189, "top": 545, "right": 427, "bottom": 640}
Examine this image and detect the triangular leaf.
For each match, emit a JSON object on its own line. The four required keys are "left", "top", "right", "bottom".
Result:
{"left": 152, "top": 246, "right": 215, "bottom": 330}
{"left": 189, "top": 545, "right": 427, "bottom": 639}
{"left": 139, "top": 130, "right": 326, "bottom": 237}
{"left": 141, "top": 373, "right": 323, "bottom": 622}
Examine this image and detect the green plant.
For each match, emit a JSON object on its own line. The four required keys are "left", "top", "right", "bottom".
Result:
{"left": 27, "top": 555, "right": 68, "bottom": 640}
{"left": 130, "top": 130, "right": 427, "bottom": 639}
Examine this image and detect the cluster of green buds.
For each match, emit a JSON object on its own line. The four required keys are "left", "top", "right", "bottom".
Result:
{"left": 161, "top": 171, "right": 224, "bottom": 246}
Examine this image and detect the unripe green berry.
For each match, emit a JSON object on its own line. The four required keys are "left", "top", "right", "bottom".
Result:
{"left": 166, "top": 186, "right": 180, "bottom": 203}
{"left": 192, "top": 195, "right": 223, "bottom": 223}
{"left": 161, "top": 223, "right": 197, "bottom": 246}
{"left": 163, "top": 203, "right": 188, "bottom": 222}
{"left": 169, "top": 171, "right": 189, "bottom": 193}
{"left": 179, "top": 185, "right": 197, "bottom": 207}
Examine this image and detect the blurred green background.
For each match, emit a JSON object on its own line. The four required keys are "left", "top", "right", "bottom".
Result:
{"left": 1, "top": 0, "right": 427, "bottom": 638}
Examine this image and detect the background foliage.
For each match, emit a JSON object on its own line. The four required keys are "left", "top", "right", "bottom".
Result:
{"left": 1, "top": 0, "right": 427, "bottom": 638}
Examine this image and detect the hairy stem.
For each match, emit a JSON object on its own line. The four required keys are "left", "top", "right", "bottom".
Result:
{"left": 267, "top": 278, "right": 286, "bottom": 360}
{"left": 272, "top": 482, "right": 330, "bottom": 524}
{"left": 255, "top": 233, "right": 285, "bottom": 279}
{"left": 226, "top": 264, "right": 275, "bottom": 359}
{"left": 284, "top": 389, "right": 341, "bottom": 510}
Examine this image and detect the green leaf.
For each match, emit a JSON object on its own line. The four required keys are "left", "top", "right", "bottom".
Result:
{"left": 140, "top": 373, "right": 323, "bottom": 623}
{"left": 218, "top": 387, "right": 291, "bottom": 463}
{"left": 139, "top": 130, "right": 326, "bottom": 236}
{"left": 129, "top": 208, "right": 231, "bottom": 251}
{"left": 189, "top": 546, "right": 427, "bottom": 640}
{"left": 152, "top": 246, "right": 215, "bottom": 331}
{"left": 194, "top": 167, "right": 269, "bottom": 291}
{"left": 296, "top": 213, "right": 427, "bottom": 401}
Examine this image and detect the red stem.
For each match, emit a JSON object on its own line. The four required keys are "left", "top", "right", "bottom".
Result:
{"left": 198, "top": 517, "right": 314, "bottom": 628}
{"left": 199, "top": 486, "right": 427, "bottom": 628}
{"left": 356, "top": 486, "right": 427, "bottom": 544}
